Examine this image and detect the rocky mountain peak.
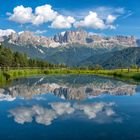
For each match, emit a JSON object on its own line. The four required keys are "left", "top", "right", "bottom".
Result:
{"left": 54, "top": 29, "right": 89, "bottom": 44}
{"left": 53, "top": 29, "right": 137, "bottom": 48}
{"left": 0, "top": 29, "right": 138, "bottom": 49}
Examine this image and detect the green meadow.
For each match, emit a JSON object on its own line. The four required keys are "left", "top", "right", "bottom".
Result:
{"left": 0, "top": 68, "right": 140, "bottom": 86}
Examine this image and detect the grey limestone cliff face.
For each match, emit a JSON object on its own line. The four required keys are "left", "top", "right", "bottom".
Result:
{"left": 53, "top": 29, "right": 137, "bottom": 48}
{"left": 0, "top": 29, "right": 138, "bottom": 49}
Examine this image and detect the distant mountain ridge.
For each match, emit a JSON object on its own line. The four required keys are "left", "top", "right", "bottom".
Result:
{"left": 0, "top": 29, "right": 139, "bottom": 68}
{"left": 0, "top": 29, "right": 137, "bottom": 49}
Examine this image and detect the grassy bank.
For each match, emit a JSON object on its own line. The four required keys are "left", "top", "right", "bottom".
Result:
{"left": 1, "top": 68, "right": 140, "bottom": 84}
{"left": 0, "top": 68, "right": 97, "bottom": 81}
{"left": 0, "top": 71, "right": 7, "bottom": 87}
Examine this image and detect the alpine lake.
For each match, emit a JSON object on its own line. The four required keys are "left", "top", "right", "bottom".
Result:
{"left": 1, "top": 74, "right": 140, "bottom": 140}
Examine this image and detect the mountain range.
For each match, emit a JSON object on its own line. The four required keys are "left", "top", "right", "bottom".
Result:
{"left": 0, "top": 29, "right": 140, "bottom": 68}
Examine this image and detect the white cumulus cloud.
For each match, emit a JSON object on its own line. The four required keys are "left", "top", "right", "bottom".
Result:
{"left": 74, "top": 11, "right": 116, "bottom": 29}
{"left": 8, "top": 4, "right": 75, "bottom": 28}
{"left": 74, "top": 11, "right": 105, "bottom": 29}
{"left": 32, "top": 4, "right": 58, "bottom": 25}
{"left": 0, "top": 29, "right": 15, "bottom": 37}
{"left": 50, "top": 15, "right": 75, "bottom": 29}
{"left": 8, "top": 5, "right": 33, "bottom": 24}
{"left": 8, "top": 4, "right": 58, "bottom": 25}
{"left": 7, "top": 4, "right": 122, "bottom": 30}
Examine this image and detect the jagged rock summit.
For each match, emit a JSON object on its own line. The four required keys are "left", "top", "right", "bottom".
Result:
{"left": 0, "top": 29, "right": 138, "bottom": 49}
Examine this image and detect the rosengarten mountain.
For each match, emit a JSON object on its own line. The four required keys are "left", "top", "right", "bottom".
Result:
{"left": 0, "top": 29, "right": 140, "bottom": 68}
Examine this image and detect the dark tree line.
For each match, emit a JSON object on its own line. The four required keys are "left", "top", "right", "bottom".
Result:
{"left": 0, "top": 45, "right": 66, "bottom": 69}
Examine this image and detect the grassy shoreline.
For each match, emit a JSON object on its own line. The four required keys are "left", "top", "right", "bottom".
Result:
{"left": 1, "top": 68, "right": 140, "bottom": 85}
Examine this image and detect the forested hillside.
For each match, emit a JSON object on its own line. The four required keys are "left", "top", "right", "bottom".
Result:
{"left": 0, "top": 45, "right": 65, "bottom": 68}
{"left": 80, "top": 47, "right": 140, "bottom": 69}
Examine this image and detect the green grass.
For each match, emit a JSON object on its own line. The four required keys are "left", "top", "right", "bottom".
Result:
{"left": 0, "top": 71, "right": 7, "bottom": 87}
{"left": 1, "top": 68, "right": 140, "bottom": 87}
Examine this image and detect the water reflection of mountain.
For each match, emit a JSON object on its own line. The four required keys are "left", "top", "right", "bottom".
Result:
{"left": 0, "top": 75, "right": 137, "bottom": 100}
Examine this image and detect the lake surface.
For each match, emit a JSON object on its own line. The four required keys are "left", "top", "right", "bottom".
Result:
{"left": 0, "top": 74, "right": 140, "bottom": 140}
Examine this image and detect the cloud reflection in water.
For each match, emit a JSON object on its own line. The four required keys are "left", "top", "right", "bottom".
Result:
{"left": 9, "top": 102, "right": 121, "bottom": 126}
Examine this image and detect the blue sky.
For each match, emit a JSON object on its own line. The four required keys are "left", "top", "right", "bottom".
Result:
{"left": 0, "top": 0, "right": 140, "bottom": 37}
